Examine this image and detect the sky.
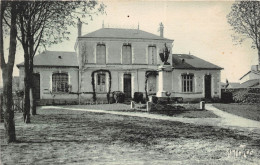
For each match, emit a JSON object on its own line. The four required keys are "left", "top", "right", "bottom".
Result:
{"left": 1, "top": 0, "right": 258, "bottom": 87}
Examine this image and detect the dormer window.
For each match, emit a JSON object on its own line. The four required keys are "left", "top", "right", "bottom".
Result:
{"left": 96, "top": 43, "right": 106, "bottom": 64}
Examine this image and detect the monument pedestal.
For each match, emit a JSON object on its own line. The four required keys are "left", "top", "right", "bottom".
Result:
{"left": 156, "top": 65, "right": 173, "bottom": 97}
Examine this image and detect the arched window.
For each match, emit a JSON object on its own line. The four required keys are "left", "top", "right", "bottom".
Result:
{"left": 52, "top": 73, "right": 69, "bottom": 92}
{"left": 182, "top": 74, "right": 194, "bottom": 92}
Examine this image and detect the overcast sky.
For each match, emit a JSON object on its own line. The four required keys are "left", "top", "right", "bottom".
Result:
{"left": 1, "top": 0, "right": 258, "bottom": 87}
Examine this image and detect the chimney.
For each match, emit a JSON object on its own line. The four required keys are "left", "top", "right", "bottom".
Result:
{"left": 77, "top": 18, "right": 82, "bottom": 37}
{"left": 251, "top": 65, "right": 259, "bottom": 71}
{"left": 102, "top": 20, "right": 104, "bottom": 28}
{"left": 159, "top": 22, "right": 164, "bottom": 37}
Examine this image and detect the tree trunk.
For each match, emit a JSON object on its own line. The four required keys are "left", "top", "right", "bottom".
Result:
{"left": 0, "top": 2, "right": 18, "bottom": 142}
{"left": 23, "top": 52, "right": 31, "bottom": 123}
{"left": 30, "top": 58, "right": 36, "bottom": 115}
{"left": 2, "top": 70, "right": 16, "bottom": 142}
{"left": 258, "top": 47, "right": 260, "bottom": 67}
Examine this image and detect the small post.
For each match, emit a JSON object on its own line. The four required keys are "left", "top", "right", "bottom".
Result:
{"left": 131, "top": 101, "right": 135, "bottom": 109}
{"left": 147, "top": 101, "right": 152, "bottom": 112}
{"left": 200, "top": 101, "right": 205, "bottom": 110}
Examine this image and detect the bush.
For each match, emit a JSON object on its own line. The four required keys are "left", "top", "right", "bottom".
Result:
{"left": 15, "top": 90, "right": 24, "bottom": 97}
{"left": 151, "top": 96, "right": 158, "bottom": 104}
{"left": 112, "top": 91, "right": 125, "bottom": 103}
{"left": 134, "top": 92, "right": 144, "bottom": 103}
{"left": 221, "top": 91, "right": 233, "bottom": 103}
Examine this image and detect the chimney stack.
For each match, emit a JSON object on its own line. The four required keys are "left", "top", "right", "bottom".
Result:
{"left": 159, "top": 22, "right": 164, "bottom": 37}
{"left": 251, "top": 65, "right": 259, "bottom": 71}
{"left": 77, "top": 18, "right": 82, "bottom": 37}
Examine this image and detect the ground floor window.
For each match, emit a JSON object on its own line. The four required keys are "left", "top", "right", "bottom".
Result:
{"left": 182, "top": 74, "right": 194, "bottom": 92}
{"left": 96, "top": 73, "right": 106, "bottom": 92}
{"left": 52, "top": 73, "right": 69, "bottom": 92}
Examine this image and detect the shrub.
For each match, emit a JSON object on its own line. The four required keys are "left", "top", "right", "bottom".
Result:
{"left": 134, "top": 92, "right": 144, "bottom": 103}
{"left": 15, "top": 90, "right": 24, "bottom": 97}
{"left": 221, "top": 91, "right": 233, "bottom": 103}
{"left": 151, "top": 95, "right": 158, "bottom": 104}
{"left": 112, "top": 91, "right": 125, "bottom": 103}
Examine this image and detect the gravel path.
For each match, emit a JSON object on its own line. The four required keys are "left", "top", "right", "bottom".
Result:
{"left": 40, "top": 104, "right": 260, "bottom": 132}
{"left": 206, "top": 104, "right": 260, "bottom": 129}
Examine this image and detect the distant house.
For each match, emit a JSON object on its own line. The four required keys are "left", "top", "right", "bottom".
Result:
{"left": 226, "top": 82, "right": 241, "bottom": 89}
{"left": 239, "top": 65, "right": 260, "bottom": 88}
{"left": 17, "top": 22, "right": 223, "bottom": 104}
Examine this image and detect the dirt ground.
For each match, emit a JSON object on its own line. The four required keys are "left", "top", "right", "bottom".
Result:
{"left": 1, "top": 107, "right": 260, "bottom": 165}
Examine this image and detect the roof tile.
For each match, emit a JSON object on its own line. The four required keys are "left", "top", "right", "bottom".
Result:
{"left": 17, "top": 51, "right": 78, "bottom": 67}
{"left": 172, "top": 54, "right": 222, "bottom": 70}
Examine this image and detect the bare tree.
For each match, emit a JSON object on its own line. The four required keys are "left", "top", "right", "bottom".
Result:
{"left": 4, "top": 1, "right": 105, "bottom": 123}
{"left": 1, "top": 1, "right": 19, "bottom": 143}
{"left": 227, "top": 1, "right": 260, "bottom": 65}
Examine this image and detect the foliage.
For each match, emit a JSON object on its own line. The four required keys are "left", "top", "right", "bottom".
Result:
{"left": 149, "top": 95, "right": 158, "bottom": 104}
{"left": 15, "top": 90, "right": 24, "bottom": 98}
{"left": 133, "top": 92, "right": 144, "bottom": 103}
{"left": 112, "top": 91, "right": 125, "bottom": 103}
{"left": 144, "top": 71, "right": 158, "bottom": 100}
{"left": 3, "top": 0, "right": 105, "bottom": 120}
{"left": 221, "top": 88, "right": 260, "bottom": 103}
{"left": 227, "top": 1, "right": 260, "bottom": 63}
{"left": 91, "top": 70, "right": 112, "bottom": 102}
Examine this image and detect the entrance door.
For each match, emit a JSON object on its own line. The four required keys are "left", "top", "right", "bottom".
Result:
{"left": 204, "top": 75, "right": 211, "bottom": 99}
{"left": 33, "top": 73, "right": 40, "bottom": 100}
{"left": 124, "top": 74, "right": 131, "bottom": 98}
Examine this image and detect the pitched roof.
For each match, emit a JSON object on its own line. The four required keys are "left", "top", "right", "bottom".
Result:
{"left": 17, "top": 51, "right": 78, "bottom": 67}
{"left": 227, "top": 82, "right": 241, "bottom": 88}
{"left": 240, "top": 79, "right": 260, "bottom": 88}
{"left": 172, "top": 54, "right": 223, "bottom": 70}
{"left": 239, "top": 70, "right": 260, "bottom": 80}
{"left": 80, "top": 28, "right": 172, "bottom": 41}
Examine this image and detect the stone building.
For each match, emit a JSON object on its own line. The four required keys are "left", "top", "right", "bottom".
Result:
{"left": 17, "top": 22, "right": 223, "bottom": 104}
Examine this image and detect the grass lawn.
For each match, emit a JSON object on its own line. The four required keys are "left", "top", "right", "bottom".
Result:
{"left": 1, "top": 108, "right": 260, "bottom": 164}
{"left": 213, "top": 103, "right": 260, "bottom": 121}
{"left": 63, "top": 103, "right": 218, "bottom": 118}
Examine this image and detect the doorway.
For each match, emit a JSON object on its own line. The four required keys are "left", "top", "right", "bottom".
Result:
{"left": 124, "top": 74, "right": 131, "bottom": 98}
{"left": 204, "top": 75, "right": 211, "bottom": 99}
{"left": 32, "top": 73, "right": 40, "bottom": 100}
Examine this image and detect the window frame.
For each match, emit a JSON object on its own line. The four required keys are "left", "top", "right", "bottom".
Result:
{"left": 122, "top": 43, "right": 132, "bottom": 64}
{"left": 181, "top": 74, "right": 194, "bottom": 93}
{"left": 148, "top": 45, "right": 157, "bottom": 65}
{"left": 52, "top": 72, "right": 69, "bottom": 93}
{"left": 96, "top": 43, "right": 106, "bottom": 64}
{"left": 96, "top": 73, "right": 106, "bottom": 93}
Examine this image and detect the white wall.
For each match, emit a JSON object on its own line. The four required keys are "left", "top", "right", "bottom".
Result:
{"left": 171, "top": 69, "right": 221, "bottom": 99}
{"left": 77, "top": 38, "right": 173, "bottom": 66}
{"left": 18, "top": 66, "right": 79, "bottom": 100}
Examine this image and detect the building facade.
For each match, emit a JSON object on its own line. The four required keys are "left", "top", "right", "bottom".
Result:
{"left": 17, "top": 22, "right": 222, "bottom": 104}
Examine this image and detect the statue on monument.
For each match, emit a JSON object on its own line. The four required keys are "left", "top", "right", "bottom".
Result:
{"left": 159, "top": 43, "right": 170, "bottom": 65}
